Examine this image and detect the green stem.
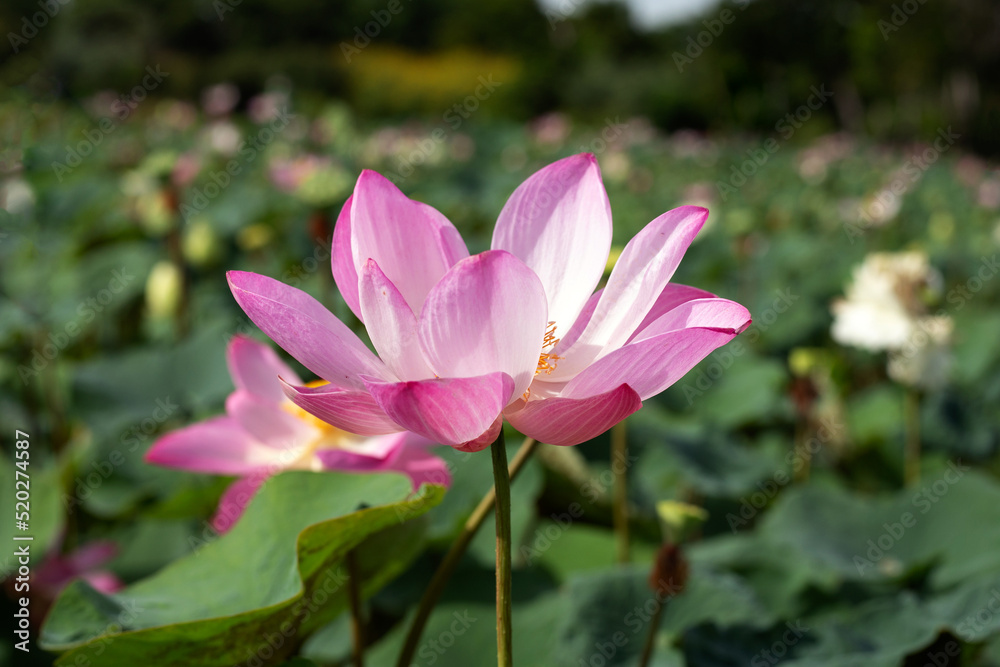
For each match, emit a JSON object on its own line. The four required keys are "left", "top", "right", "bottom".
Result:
{"left": 611, "top": 420, "right": 630, "bottom": 563}
{"left": 904, "top": 390, "right": 921, "bottom": 486}
{"left": 637, "top": 596, "right": 666, "bottom": 667}
{"left": 346, "top": 549, "right": 365, "bottom": 667}
{"left": 491, "top": 430, "right": 513, "bottom": 667}
{"left": 395, "top": 438, "right": 537, "bottom": 667}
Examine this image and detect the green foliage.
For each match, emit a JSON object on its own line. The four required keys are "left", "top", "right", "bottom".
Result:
{"left": 40, "top": 472, "right": 444, "bottom": 666}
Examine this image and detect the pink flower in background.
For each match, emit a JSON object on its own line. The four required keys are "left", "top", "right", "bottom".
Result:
{"left": 228, "top": 154, "right": 749, "bottom": 451}
{"left": 33, "top": 540, "right": 123, "bottom": 599}
{"left": 268, "top": 154, "right": 331, "bottom": 192}
{"left": 3, "top": 538, "right": 122, "bottom": 624}
{"left": 146, "top": 336, "right": 450, "bottom": 532}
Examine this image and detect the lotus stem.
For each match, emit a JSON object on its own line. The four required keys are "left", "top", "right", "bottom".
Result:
{"left": 395, "top": 437, "right": 537, "bottom": 667}
{"left": 491, "top": 430, "right": 513, "bottom": 666}
{"left": 611, "top": 420, "right": 630, "bottom": 563}
{"left": 346, "top": 548, "right": 365, "bottom": 667}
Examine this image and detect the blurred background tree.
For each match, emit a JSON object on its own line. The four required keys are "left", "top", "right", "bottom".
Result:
{"left": 3, "top": 0, "right": 999, "bottom": 152}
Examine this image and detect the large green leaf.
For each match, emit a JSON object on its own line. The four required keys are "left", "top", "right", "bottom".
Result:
{"left": 40, "top": 471, "right": 444, "bottom": 666}
{"left": 757, "top": 466, "right": 1000, "bottom": 587}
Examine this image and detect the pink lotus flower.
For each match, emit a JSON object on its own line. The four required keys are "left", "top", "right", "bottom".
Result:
{"left": 33, "top": 540, "right": 122, "bottom": 599}
{"left": 146, "top": 336, "right": 450, "bottom": 532}
{"left": 8, "top": 538, "right": 122, "bottom": 623}
{"left": 228, "top": 154, "right": 750, "bottom": 451}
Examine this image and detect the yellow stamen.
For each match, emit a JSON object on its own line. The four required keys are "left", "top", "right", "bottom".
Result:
{"left": 536, "top": 321, "right": 562, "bottom": 375}
{"left": 281, "top": 379, "right": 354, "bottom": 468}
{"left": 524, "top": 321, "right": 562, "bottom": 400}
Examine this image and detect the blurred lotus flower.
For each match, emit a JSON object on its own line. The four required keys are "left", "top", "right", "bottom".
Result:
{"left": 172, "top": 152, "right": 202, "bottom": 188}
{"left": 858, "top": 188, "right": 903, "bottom": 227}
{"left": 147, "top": 336, "right": 449, "bottom": 532}
{"left": 795, "top": 134, "right": 853, "bottom": 184}
{"left": 3, "top": 538, "right": 121, "bottom": 625}
{"left": 269, "top": 154, "right": 352, "bottom": 206}
{"left": 978, "top": 176, "right": 1000, "bottom": 210}
{"left": 155, "top": 99, "right": 198, "bottom": 131}
{"left": 0, "top": 178, "right": 36, "bottom": 216}
{"left": 229, "top": 154, "right": 750, "bottom": 450}
{"left": 204, "top": 121, "right": 242, "bottom": 156}
{"left": 33, "top": 540, "right": 122, "bottom": 599}
{"left": 201, "top": 83, "right": 240, "bottom": 117}
{"left": 248, "top": 91, "right": 288, "bottom": 124}
{"left": 831, "top": 251, "right": 941, "bottom": 352}
{"left": 529, "top": 112, "right": 571, "bottom": 146}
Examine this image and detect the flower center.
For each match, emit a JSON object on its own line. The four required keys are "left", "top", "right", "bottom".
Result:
{"left": 281, "top": 379, "right": 353, "bottom": 470}
{"left": 523, "top": 322, "right": 561, "bottom": 401}
{"left": 535, "top": 321, "right": 562, "bottom": 376}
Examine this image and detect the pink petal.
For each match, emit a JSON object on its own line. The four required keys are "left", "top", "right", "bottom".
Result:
{"left": 331, "top": 195, "right": 362, "bottom": 321}
{"left": 555, "top": 288, "right": 602, "bottom": 353}
{"left": 363, "top": 372, "right": 514, "bottom": 448}
{"left": 65, "top": 541, "right": 118, "bottom": 572}
{"left": 145, "top": 416, "right": 288, "bottom": 475}
{"left": 228, "top": 270, "right": 391, "bottom": 390}
{"left": 383, "top": 438, "right": 453, "bottom": 487}
{"left": 80, "top": 572, "right": 124, "bottom": 594}
{"left": 359, "top": 259, "right": 435, "bottom": 381}
{"left": 226, "top": 390, "right": 316, "bottom": 451}
{"left": 563, "top": 327, "right": 742, "bottom": 401}
{"left": 628, "top": 283, "right": 717, "bottom": 342}
{"left": 315, "top": 433, "right": 452, "bottom": 489}
{"left": 492, "top": 154, "right": 612, "bottom": 331}
{"left": 348, "top": 170, "right": 469, "bottom": 315}
{"left": 631, "top": 297, "right": 750, "bottom": 342}
{"left": 552, "top": 206, "right": 709, "bottom": 379}
{"left": 419, "top": 250, "right": 548, "bottom": 401}
{"left": 226, "top": 335, "right": 302, "bottom": 404}
{"left": 280, "top": 379, "right": 404, "bottom": 436}
{"left": 505, "top": 384, "right": 642, "bottom": 447}
{"left": 212, "top": 473, "right": 269, "bottom": 533}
